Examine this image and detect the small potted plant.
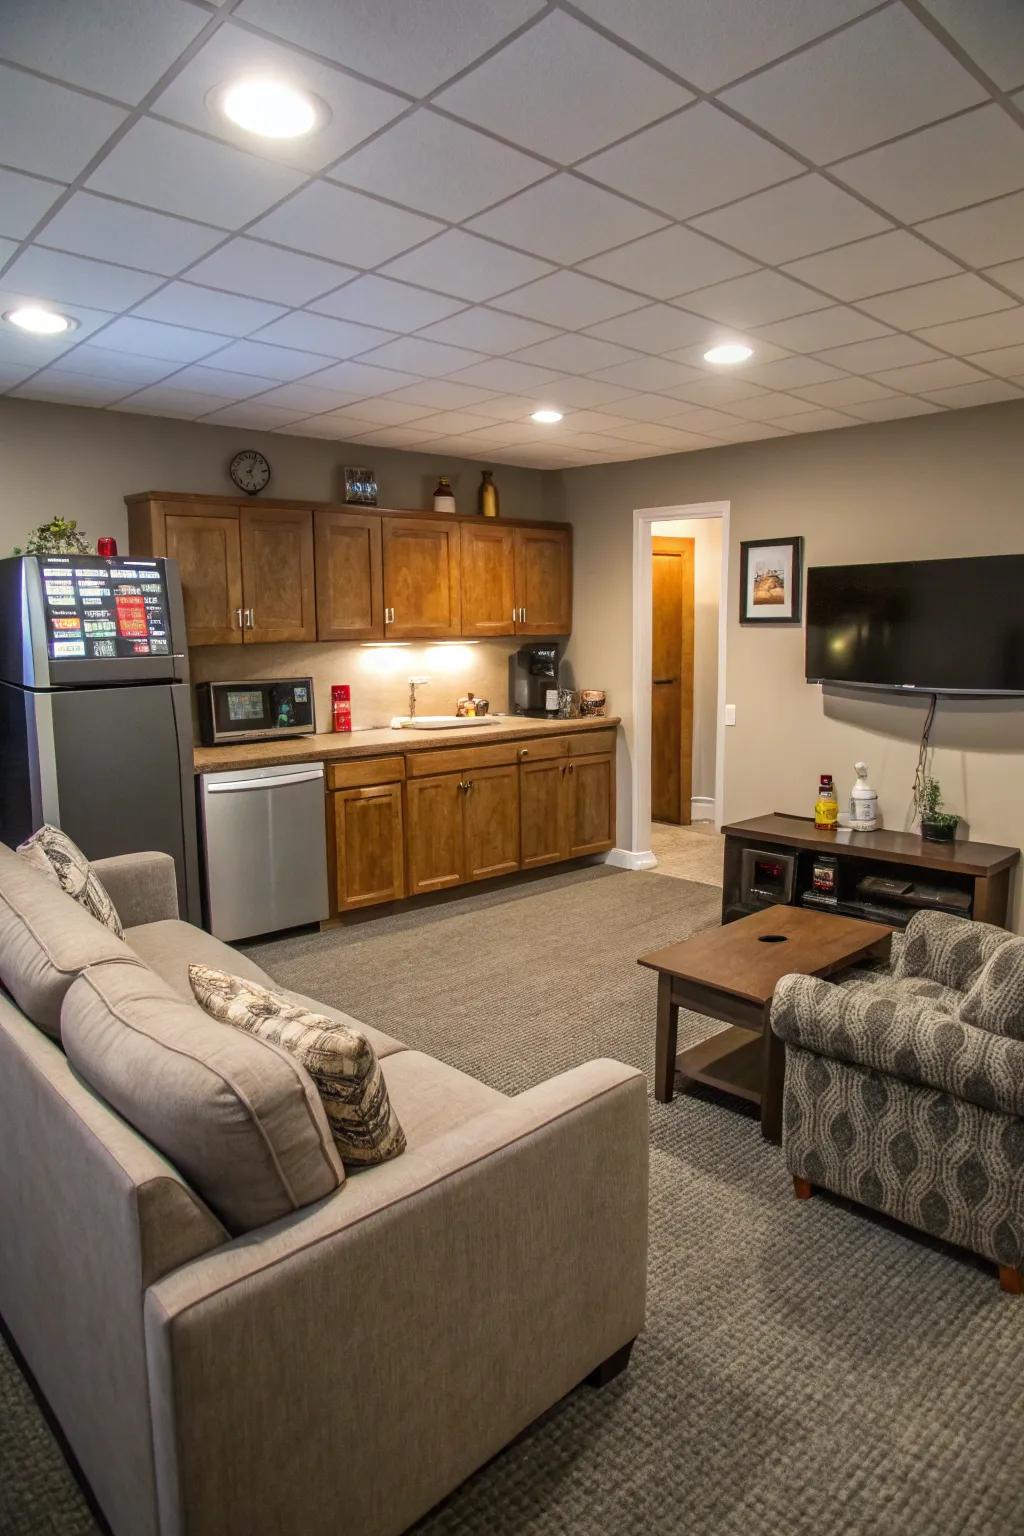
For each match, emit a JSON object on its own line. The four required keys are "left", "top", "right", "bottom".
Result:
{"left": 915, "top": 774, "right": 959, "bottom": 843}
{"left": 13, "top": 517, "right": 92, "bottom": 556}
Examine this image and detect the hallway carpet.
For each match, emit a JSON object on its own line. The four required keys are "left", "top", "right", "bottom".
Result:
{"left": 3, "top": 866, "right": 1022, "bottom": 1536}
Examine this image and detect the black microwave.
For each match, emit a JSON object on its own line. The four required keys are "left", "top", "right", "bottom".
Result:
{"left": 197, "top": 678, "right": 315, "bottom": 745}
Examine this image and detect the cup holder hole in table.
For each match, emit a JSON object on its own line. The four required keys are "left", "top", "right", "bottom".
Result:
{"left": 758, "top": 934, "right": 788, "bottom": 943}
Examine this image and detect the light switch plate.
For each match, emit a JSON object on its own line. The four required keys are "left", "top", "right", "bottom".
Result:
{"left": 724, "top": 704, "right": 737, "bottom": 726}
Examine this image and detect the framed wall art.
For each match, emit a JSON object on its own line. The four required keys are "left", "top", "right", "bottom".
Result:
{"left": 739, "top": 536, "right": 803, "bottom": 625}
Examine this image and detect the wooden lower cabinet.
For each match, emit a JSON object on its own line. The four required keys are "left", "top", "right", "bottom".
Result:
{"left": 405, "top": 774, "right": 465, "bottom": 896}
{"left": 520, "top": 758, "right": 569, "bottom": 869}
{"left": 333, "top": 784, "right": 405, "bottom": 912}
{"left": 568, "top": 755, "right": 615, "bottom": 856}
{"left": 521, "top": 752, "right": 616, "bottom": 867}
{"left": 463, "top": 763, "right": 520, "bottom": 882}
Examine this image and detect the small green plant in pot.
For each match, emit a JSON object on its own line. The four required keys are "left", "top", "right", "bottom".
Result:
{"left": 915, "top": 774, "right": 959, "bottom": 843}
{"left": 13, "top": 517, "right": 92, "bottom": 556}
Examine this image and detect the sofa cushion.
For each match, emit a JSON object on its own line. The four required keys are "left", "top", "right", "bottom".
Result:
{"left": 380, "top": 1051, "right": 504, "bottom": 1152}
{"left": 17, "top": 825, "right": 124, "bottom": 938}
{"left": 0, "top": 842, "right": 141, "bottom": 1040}
{"left": 190, "top": 966, "right": 406, "bottom": 1169}
{"left": 896, "top": 910, "right": 1014, "bottom": 992}
{"left": 960, "top": 936, "right": 1024, "bottom": 1040}
{"left": 62, "top": 963, "right": 344, "bottom": 1234}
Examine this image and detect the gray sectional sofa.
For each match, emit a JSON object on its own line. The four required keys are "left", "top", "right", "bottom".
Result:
{"left": 0, "top": 843, "right": 649, "bottom": 1536}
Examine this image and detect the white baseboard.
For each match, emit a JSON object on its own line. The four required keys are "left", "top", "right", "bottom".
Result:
{"left": 605, "top": 847, "right": 658, "bottom": 871}
{"left": 691, "top": 795, "right": 714, "bottom": 817}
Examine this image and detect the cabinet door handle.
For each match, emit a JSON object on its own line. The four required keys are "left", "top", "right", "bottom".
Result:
{"left": 244, "top": 608, "right": 254, "bottom": 628}
{"left": 235, "top": 608, "right": 243, "bottom": 628}
{"left": 519, "top": 607, "right": 527, "bottom": 623}
{"left": 567, "top": 762, "right": 575, "bottom": 774}
{"left": 459, "top": 779, "right": 472, "bottom": 793}
{"left": 518, "top": 747, "right": 529, "bottom": 760}
{"left": 653, "top": 677, "right": 677, "bottom": 686}
{"left": 512, "top": 608, "right": 518, "bottom": 625}
{"left": 385, "top": 606, "right": 394, "bottom": 625}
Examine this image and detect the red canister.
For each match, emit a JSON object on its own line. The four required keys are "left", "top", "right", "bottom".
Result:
{"left": 332, "top": 684, "right": 351, "bottom": 733}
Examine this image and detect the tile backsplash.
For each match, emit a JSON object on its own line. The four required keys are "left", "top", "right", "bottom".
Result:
{"left": 189, "top": 640, "right": 521, "bottom": 738}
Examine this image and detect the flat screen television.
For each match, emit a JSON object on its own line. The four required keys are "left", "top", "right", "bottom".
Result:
{"left": 805, "top": 554, "right": 1024, "bottom": 695}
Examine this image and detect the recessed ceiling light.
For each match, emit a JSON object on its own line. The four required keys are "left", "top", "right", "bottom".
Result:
{"left": 219, "top": 78, "right": 323, "bottom": 140}
{"left": 703, "top": 343, "right": 753, "bottom": 366}
{"left": 4, "top": 306, "right": 76, "bottom": 336}
{"left": 531, "top": 408, "right": 563, "bottom": 424}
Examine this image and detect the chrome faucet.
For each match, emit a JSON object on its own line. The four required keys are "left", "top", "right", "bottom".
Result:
{"left": 408, "top": 676, "right": 430, "bottom": 719}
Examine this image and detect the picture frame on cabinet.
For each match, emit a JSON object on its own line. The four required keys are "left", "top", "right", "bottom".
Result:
{"left": 343, "top": 466, "right": 378, "bottom": 506}
{"left": 739, "top": 536, "right": 803, "bottom": 625}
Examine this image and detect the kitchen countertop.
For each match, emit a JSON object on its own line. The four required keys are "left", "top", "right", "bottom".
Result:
{"left": 193, "top": 715, "right": 619, "bottom": 774}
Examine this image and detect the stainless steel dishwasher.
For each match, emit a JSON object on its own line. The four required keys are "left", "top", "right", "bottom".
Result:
{"left": 198, "top": 761, "right": 329, "bottom": 941}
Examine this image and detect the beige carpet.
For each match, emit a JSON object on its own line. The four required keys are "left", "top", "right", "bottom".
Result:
{"left": 651, "top": 819, "right": 725, "bottom": 887}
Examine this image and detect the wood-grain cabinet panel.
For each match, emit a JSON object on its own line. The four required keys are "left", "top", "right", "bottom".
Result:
{"left": 315, "top": 511, "right": 383, "bottom": 641}
{"left": 334, "top": 784, "right": 405, "bottom": 911}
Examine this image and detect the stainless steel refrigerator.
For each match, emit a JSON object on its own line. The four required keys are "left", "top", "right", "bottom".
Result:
{"left": 0, "top": 553, "right": 201, "bottom": 923}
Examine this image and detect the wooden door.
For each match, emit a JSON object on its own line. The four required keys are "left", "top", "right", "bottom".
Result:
{"left": 460, "top": 522, "right": 516, "bottom": 637}
{"left": 651, "top": 536, "right": 695, "bottom": 825}
{"left": 315, "top": 511, "right": 383, "bottom": 641}
{"left": 383, "top": 518, "right": 461, "bottom": 639}
{"left": 514, "top": 527, "right": 572, "bottom": 636}
{"left": 333, "top": 785, "right": 404, "bottom": 911}
{"left": 463, "top": 764, "right": 520, "bottom": 881}
{"left": 405, "top": 773, "right": 464, "bottom": 895}
{"left": 519, "top": 758, "right": 568, "bottom": 869}
{"left": 240, "top": 507, "right": 316, "bottom": 644}
{"left": 164, "top": 509, "right": 243, "bottom": 646}
{"left": 567, "top": 754, "right": 615, "bottom": 857}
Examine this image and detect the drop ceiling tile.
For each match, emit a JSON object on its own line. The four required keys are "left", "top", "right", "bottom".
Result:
{"left": 722, "top": 8, "right": 985, "bottom": 161}
{"left": 562, "top": 391, "right": 669, "bottom": 420}
{"left": 844, "top": 395, "right": 942, "bottom": 421}
{"left": 405, "top": 409, "right": 503, "bottom": 436}
{"left": 179, "top": 243, "right": 351, "bottom": 313}
{"left": 250, "top": 182, "right": 442, "bottom": 269}
{"left": 729, "top": 391, "right": 829, "bottom": 420}
{"left": 0, "top": 168, "right": 65, "bottom": 240}
{"left": 985, "top": 260, "right": 1024, "bottom": 301}
{"left": 581, "top": 103, "right": 802, "bottom": 221}
{"left": 780, "top": 408, "right": 859, "bottom": 433}
{"left": 914, "top": 307, "right": 1024, "bottom": 354}
{"left": 872, "top": 358, "right": 986, "bottom": 392}
{"left": 593, "top": 418, "right": 707, "bottom": 447}
{"left": 135, "top": 282, "right": 287, "bottom": 336}
{"left": 153, "top": 24, "right": 405, "bottom": 173}
{"left": 456, "top": 421, "right": 555, "bottom": 446}
{"left": 579, "top": 225, "right": 757, "bottom": 300}
{"left": 253, "top": 311, "right": 397, "bottom": 358}
{"left": 3, "top": 247, "right": 162, "bottom": 310}
{"left": 0, "top": 0, "right": 205, "bottom": 102}
{"left": 782, "top": 231, "right": 962, "bottom": 302}
{"left": 589, "top": 356, "right": 707, "bottom": 392}
{"left": 313, "top": 397, "right": 437, "bottom": 427}
{"left": 0, "top": 65, "right": 127, "bottom": 181}
{"left": 205, "top": 338, "right": 330, "bottom": 379}
{"left": 916, "top": 193, "right": 1024, "bottom": 268}
{"left": 661, "top": 406, "right": 746, "bottom": 436}
{"left": 468, "top": 176, "right": 666, "bottom": 266}
{"left": 203, "top": 402, "right": 310, "bottom": 429}
{"left": 0, "top": 361, "right": 34, "bottom": 388}
{"left": 966, "top": 343, "right": 1024, "bottom": 377}
{"left": 834, "top": 107, "right": 1024, "bottom": 223}
{"left": 923, "top": 379, "right": 1023, "bottom": 408}
{"left": 0, "top": 325, "right": 74, "bottom": 368}
{"left": 304, "top": 359, "right": 422, "bottom": 395}
{"left": 277, "top": 413, "right": 379, "bottom": 440}
{"left": 741, "top": 356, "right": 846, "bottom": 389}
{"left": 556, "top": 409, "right": 631, "bottom": 432}
{"left": 658, "top": 377, "right": 766, "bottom": 408}
{"left": 814, "top": 335, "right": 945, "bottom": 373}
{"left": 710, "top": 420, "right": 792, "bottom": 442}
{"left": 47, "top": 345, "right": 177, "bottom": 384}
{"left": 249, "top": 382, "right": 363, "bottom": 412}
{"left": 385, "top": 379, "right": 502, "bottom": 410}
{"left": 12, "top": 369, "right": 132, "bottom": 406}
{"left": 585, "top": 305, "right": 714, "bottom": 355}
{"left": 666, "top": 336, "right": 790, "bottom": 370}
{"left": 86, "top": 316, "right": 231, "bottom": 362}
{"left": 493, "top": 270, "right": 643, "bottom": 328}
{"left": 345, "top": 426, "right": 447, "bottom": 448}
{"left": 356, "top": 337, "right": 485, "bottom": 377}
{"left": 39, "top": 193, "right": 225, "bottom": 277}
{"left": 117, "top": 386, "right": 233, "bottom": 418}
{"left": 751, "top": 308, "right": 892, "bottom": 354}
{"left": 435, "top": 11, "right": 690, "bottom": 163}
{"left": 509, "top": 334, "right": 640, "bottom": 374}
{"left": 691, "top": 176, "right": 891, "bottom": 267}
{"left": 233, "top": 0, "right": 544, "bottom": 97}
{"left": 415, "top": 308, "right": 556, "bottom": 355}
{"left": 89, "top": 119, "right": 304, "bottom": 228}
{"left": 380, "top": 231, "right": 553, "bottom": 302}
{"left": 0, "top": 235, "right": 22, "bottom": 269}
{"left": 680, "top": 270, "right": 827, "bottom": 328}
{"left": 918, "top": 0, "right": 1024, "bottom": 93}
{"left": 444, "top": 357, "right": 562, "bottom": 393}
{"left": 537, "top": 377, "right": 634, "bottom": 408}
{"left": 860, "top": 274, "right": 1016, "bottom": 332}
{"left": 568, "top": 0, "right": 878, "bottom": 92}
{"left": 333, "top": 110, "right": 547, "bottom": 222}
{"left": 160, "top": 365, "right": 278, "bottom": 399}
{"left": 788, "top": 378, "right": 898, "bottom": 408}
{"left": 310, "top": 275, "right": 464, "bottom": 332}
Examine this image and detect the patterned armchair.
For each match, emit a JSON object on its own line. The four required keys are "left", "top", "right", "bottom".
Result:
{"left": 770, "top": 911, "right": 1024, "bottom": 1292}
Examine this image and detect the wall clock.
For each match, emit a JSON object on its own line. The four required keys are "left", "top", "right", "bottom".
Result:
{"left": 229, "top": 449, "right": 271, "bottom": 496}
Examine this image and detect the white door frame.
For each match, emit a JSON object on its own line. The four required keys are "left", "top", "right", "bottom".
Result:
{"left": 631, "top": 500, "right": 730, "bottom": 861}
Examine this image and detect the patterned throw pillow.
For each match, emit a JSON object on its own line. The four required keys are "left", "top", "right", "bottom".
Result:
{"left": 189, "top": 964, "right": 406, "bottom": 1168}
{"left": 17, "top": 825, "right": 124, "bottom": 940}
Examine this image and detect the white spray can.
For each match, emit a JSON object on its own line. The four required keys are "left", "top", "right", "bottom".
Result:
{"left": 849, "top": 761, "right": 880, "bottom": 831}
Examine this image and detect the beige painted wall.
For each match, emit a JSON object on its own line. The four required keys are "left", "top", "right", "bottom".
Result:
{"left": 553, "top": 400, "right": 1024, "bottom": 928}
{"left": 651, "top": 516, "right": 722, "bottom": 806}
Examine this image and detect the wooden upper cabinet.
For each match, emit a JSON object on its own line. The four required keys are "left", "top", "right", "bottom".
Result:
{"left": 241, "top": 507, "right": 316, "bottom": 644}
{"left": 515, "top": 526, "right": 572, "bottom": 636}
{"left": 383, "top": 517, "right": 461, "bottom": 639}
{"left": 315, "top": 511, "right": 383, "bottom": 641}
{"left": 164, "top": 508, "right": 243, "bottom": 647}
{"left": 460, "top": 522, "right": 517, "bottom": 638}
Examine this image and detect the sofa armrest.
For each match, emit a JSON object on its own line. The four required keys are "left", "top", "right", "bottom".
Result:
{"left": 772, "top": 973, "right": 1024, "bottom": 1117}
{"left": 144, "top": 1059, "right": 648, "bottom": 1536}
{"left": 91, "top": 851, "right": 179, "bottom": 927}
{"left": 894, "top": 909, "right": 1013, "bottom": 989}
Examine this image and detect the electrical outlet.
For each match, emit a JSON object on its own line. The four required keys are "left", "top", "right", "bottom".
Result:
{"left": 724, "top": 704, "right": 737, "bottom": 726}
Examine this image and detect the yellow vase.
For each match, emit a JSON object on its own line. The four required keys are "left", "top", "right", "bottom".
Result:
{"left": 478, "top": 470, "right": 499, "bottom": 518}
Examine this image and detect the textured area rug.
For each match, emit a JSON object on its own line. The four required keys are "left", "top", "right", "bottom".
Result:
{"left": 3, "top": 866, "right": 1022, "bottom": 1536}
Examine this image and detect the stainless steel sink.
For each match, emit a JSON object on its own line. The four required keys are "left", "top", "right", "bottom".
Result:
{"left": 391, "top": 715, "right": 499, "bottom": 730}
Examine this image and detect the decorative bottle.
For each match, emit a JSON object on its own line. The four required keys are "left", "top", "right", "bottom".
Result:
{"left": 433, "top": 476, "right": 456, "bottom": 514}
{"left": 814, "top": 774, "right": 838, "bottom": 831}
{"left": 478, "top": 470, "right": 499, "bottom": 518}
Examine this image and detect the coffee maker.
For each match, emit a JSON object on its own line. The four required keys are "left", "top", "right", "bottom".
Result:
{"left": 510, "top": 644, "right": 560, "bottom": 717}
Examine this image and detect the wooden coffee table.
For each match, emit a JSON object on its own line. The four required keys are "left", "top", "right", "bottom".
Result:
{"left": 638, "top": 905, "right": 893, "bottom": 1142}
